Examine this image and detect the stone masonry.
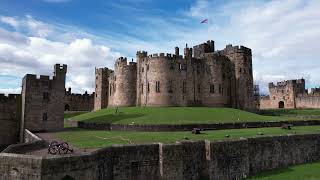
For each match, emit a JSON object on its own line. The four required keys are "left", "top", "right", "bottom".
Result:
{"left": 94, "top": 40, "right": 254, "bottom": 110}
{"left": 260, "top": 78, "right": 320, "bottom": 109}
{"left": 21, "top": 64, "right": 67, "bottom": 132}
{"left": 64, "top": 87, "right": 94, "bottom": 111}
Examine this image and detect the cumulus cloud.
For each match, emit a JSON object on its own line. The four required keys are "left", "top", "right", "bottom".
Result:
{"left": 0, "top": 16, "right": 121, "bottom": 94}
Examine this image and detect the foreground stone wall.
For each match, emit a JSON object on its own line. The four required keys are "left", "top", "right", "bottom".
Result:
{"left": 1, "top": 133, "right": 320, "bottom": 179}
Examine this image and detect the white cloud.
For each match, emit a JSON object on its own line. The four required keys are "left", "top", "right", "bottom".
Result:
{"left": 0, "top": 16, "right": 121, "bottom": 94}
{"left": 0, "top": 87, "right": 21, "bottom": 95}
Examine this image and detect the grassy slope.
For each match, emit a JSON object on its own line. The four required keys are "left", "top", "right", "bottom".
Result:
{"left": 248, "top": 162, "right": 320, "bottom": 180}
{"left": 55, "top": 126, "right": 320, "bottom": 148}
{"left": 70, "top": 107, "right": 296, "bottom": 125}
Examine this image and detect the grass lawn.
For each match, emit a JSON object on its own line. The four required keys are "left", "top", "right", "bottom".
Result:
{"left": 64, "top": 111, "right": 88, "bottom": 119}
{"left": 69, "top": 107, "right": 302, "bottom": 125}
{"left": 247, "top": 162, "right": 320, "bottom": 180}
{"left": 260, "top": 109, "right": 320, "bottom": 119}
{"left": 55, "top": 125, "right": 320, "bottom": 149}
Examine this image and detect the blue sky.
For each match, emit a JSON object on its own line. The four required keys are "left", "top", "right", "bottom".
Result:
{"left": 0, "top": 0, "right": 319, "bottom": 94}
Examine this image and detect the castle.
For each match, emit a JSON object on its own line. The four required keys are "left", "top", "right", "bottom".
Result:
{"left": 94, "top": 40, "right": 254, "bottom": 110}
{"left": 64, "top": 87, "right": 94, "bottom": 111}
{"left": 260, "top": 79, "right": 320, "bottom": 109}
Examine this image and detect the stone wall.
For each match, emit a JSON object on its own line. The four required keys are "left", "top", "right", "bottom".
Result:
{"left": 0, "top": 94, "right": 21, "bottom": 150}
{"left": 296, "top": 95, "right": 320, "bottom": 109}
{"left": 78, "top": 120, "right": 320, "bottom": 132}
{"left": 21, "top": 64, "right": 67, "bottom": 132}
{"left": 2, "top": 134, "right": 320, "bottom": 179}
{"left": 64, "top": 88, "right": 94, "bottom": 111}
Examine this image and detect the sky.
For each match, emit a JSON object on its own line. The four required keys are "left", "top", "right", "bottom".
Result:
{"left": 0, "top": 0, "right": 319, "bottom": 95}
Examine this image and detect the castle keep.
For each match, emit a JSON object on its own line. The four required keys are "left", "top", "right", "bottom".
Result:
{"left": 94, "top": 40, "right": 254, "bottom": 110}
{"left": 21, "top": 64, "right": 67, "bottom": 132}
{"left": 260, "top": 79, "right": 320, "bottom": 109}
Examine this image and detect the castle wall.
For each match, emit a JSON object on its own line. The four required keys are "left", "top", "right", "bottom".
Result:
{"left": 2, "top": 134, "right": 320, "bottom": 179}
{"left": 64, "top": 88, "right": 94, "bottom": 111}
{"left": 296, "top": 95, "right": 320, "bottom": 109}
{"left": 0, "top": 94, "right": 21, "bottom": 150}
{"left": 22, "top": 64, "right": 67, "bottom": 132}
{"left": 108, "top": 58, "right": 137, "bottom": 107}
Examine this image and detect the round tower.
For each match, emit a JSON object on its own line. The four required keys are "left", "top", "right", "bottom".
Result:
{"left": 110, "top": 57, "right": 137, "bottom": 107}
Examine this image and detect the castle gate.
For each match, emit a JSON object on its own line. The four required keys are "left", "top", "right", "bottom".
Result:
{"left": 278, "top": 101, "right": 285, "bottom": 108}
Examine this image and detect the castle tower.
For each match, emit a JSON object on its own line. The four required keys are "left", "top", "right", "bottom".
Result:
{"left": 136, "top": 51, "right": 148, "bottom": 106}
{"left": 22, "top": 64, "right": 67, "bottom": 132}
{"left": 109, "top": 57, "right": 137, "bottom": 107}
{"left": 221, "top": 45, "right": 254, "bottom": 110}
{"left": 94, "top": 67, "right": 110, "bottom": 110}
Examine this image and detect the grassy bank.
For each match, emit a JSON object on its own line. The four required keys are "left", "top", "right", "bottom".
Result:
{"left": 55, "top": 125, "right": 320, "bottom": 148}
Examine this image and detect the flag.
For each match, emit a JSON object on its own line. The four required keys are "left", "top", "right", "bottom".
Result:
{"left": 201, "top": 19, "right": 208, "bottom": 24}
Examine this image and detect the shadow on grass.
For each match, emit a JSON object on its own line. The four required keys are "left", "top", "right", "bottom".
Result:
{"left": 82, "top": 112, "right": 145, "bottom": 124}
{"left": 248, "top": 167, "right": 294, "bottom": 179}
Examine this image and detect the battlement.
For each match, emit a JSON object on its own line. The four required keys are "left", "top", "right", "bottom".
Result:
{"left": 0, "top": 94, "right": 20, "bottom": 102}
{"left": 136, "top": 51, "right": 148, "bottom": 58}
{"left": 223, "top": 44, "right": 252, "bottom": 55}
{"left": 65, "top": 88, "right": 93, "bottom": 97}
{"left": 146, "top": 53, "right": 183, "bottom": 60}
{"left": 24, "top": 74, "right": 53, "bottom": 81}
{"left": 115, "top": 57, "right": 137, "bottom": 67}
{"left": 193, "top": 40, "right": 215, "bottom": 58}
{"left": 54, "top": 64, "right": 67, "bottom": 75}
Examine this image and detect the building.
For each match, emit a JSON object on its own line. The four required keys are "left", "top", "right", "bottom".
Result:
{"left": 64, "top": 87, "right": 94, "bottom": 111}
{"left": 21, "top": 64, "right": 67, "bottom": 132}
{"left": 94, "top": 40, "right": 254, "bottom": 110}
{"left": 260, "top": 78, "right": 320, "bottom": 109}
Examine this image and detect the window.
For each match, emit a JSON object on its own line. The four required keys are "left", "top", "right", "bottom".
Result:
{"left": 239, "top": 68, "right": 242, "bottom": 73}
{"left": 182, "top": 81, "right": 187, "bottom": 94}
{"left": 219, "top": 84, "right": 222, "bottom": 94}
{"left": 96, "top": 84, "right": 98, "bottom": 88}
{"left": 43, "top": 113, "right": 47, "bottom": 121}
{"left": 198, "top": 84, "right": 201, "bottom": 93}
{"left": 178, "top": 63, "right": 182, "bottom": 70}
{"left": 156, "top": 81, "right": 160, "bottom": 93}
{"left": 96, "top": 94, "right": 98, "bottom": 97}
{"left": 168, "top": 80, "right": 173, "bottom": 93}
{"left": 147, "top": 65, "right": 149, "bottom": 71}
{"left": 210, "top": 85, "right": 215, "bottom": 93}
{"left": 141, "top": 83, "right": 143, "bottom": 94}
{"left": 142, "top": 67, "right": 144, "bottom": 72}
{"left": 43, "top": 92, "right": 49, "bottom": 101}
{"left": 96, "top": 76, "right": 98, "bottom": 80}
{"left": 113, "top": 83, "right": 116, "bottom": 93}
{"left": 222, "top": 74, "right": 225, "bottom": 80}
{"left": 170, "top": 63, "right": 174, "bottom": 70}
{"left": 147, "top": 82, "right": 150, "bottom": 93}
{"left": 114, "top": 76, "right": 116, "bottom": 81}
{"left": 109, "top": 84, "right": 112, "bottom": 94}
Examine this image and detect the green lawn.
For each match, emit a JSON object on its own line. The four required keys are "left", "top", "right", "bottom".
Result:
{"left": 247, "top": 162, "right": 320, "bottom": 180}
{"left": 55, "top": 125, "right": 320, "bottom": 149}
{"left": 64, "top": 111, "right": 88, "bottom": 119}
{"left": 260, "top": 109, "right": 320, "bottom": 119}
{"left": 69, "top": 107, "right": 300, "bottom": 125}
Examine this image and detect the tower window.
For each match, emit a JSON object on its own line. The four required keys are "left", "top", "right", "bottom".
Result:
{"left": 147, "top": 65, "right": 149, "bottom": 71}
{"left": 219, "top": 84, "right": 222, "bottom": 94}
{"left": 142, "top": 67, "right": 144, "bottom": 72}
{"left": 156, "top": 81, "right": 160, "bottom": 93}
{"left": 141, "top": 83, "right": 143, "bottom": 94}
{"left": 239, "top": 68, "right": 242, "bottom": 73}
{"left": 198, "top": 84, "right": 201, "bottom": 93}
{"left": 43, "top": 113, "right": 47, "bottom": 121}
{"left": 147, "top": 82, "right": 150, "bottom": 93}
{"left": 182, "top": 80, "right": 187, "bottom": 93}
{"left": 168, "top": 80, "right": 173, "bottom": 93}
{"left": 210, "top": 85, "right": 215, "bottom": 93}
{"left": 43, "top": 92, "right": 49, "bottom": 101}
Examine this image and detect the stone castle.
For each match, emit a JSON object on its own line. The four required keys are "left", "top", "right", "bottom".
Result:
{"left": 94, "top": 40, "right": 254, "bottom": 110}
{"left": 260, "top": 78, "right": 320, "bottom": 109}
{"left": 64, "top": 87, "right": 94, "bottom": 111}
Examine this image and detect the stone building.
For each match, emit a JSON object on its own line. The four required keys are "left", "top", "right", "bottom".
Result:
{"left": 95, "top": 40, "right": 254, "bottom": 110}
{"left": 259, "top": 78, "right": 320, "bottom": 109}
{"left": 0, "top": 94, "right": 21, "bottom": 150}
{"left": 21, "top": 64, "right": 67, "bottom": 132}
{"left": 64, "top": 87, "right": 94, "bottom": 111}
